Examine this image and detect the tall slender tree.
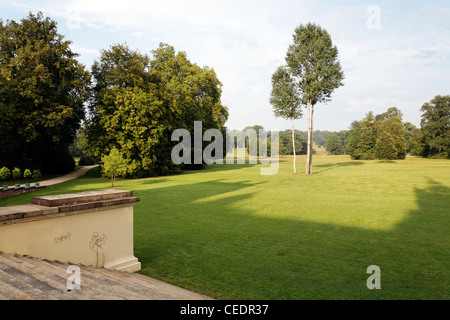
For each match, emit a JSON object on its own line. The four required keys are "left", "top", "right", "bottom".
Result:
{"left": 270, "top": 66, "right": 302, "bottom": 173}
{"left": 285, "top": 23, "right": 344, "bottom": 174}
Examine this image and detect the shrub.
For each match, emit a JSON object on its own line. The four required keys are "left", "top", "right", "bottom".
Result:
{"left": 23, "top": 169, "right": 32, "bottom": 179}
{"left": 12, "top": 167, "right": 22, "bottom": 179}
{"left": 0, "top": 167, "right": 11, "bottom": 180}
{"left": 32, "top": 170, "right": 42, "bottom": 181}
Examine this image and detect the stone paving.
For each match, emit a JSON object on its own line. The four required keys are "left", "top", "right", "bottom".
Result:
{"left": 0, "top": 167, "right": 213, "bottom": 300}
{"left": 0, "top": 251, "right": 212, "bottom": 300}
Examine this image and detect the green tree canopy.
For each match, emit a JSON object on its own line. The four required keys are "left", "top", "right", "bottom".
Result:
{"left": 419, "top": 95, "right": 450, "bottom": 159}
{"left": 325, "top": 134, "right": 344, "bottom": 155}
{"left": 279, "top": 130, "right": 307, "bottom": 155}
{"left": 345, "top": 120, "right": 361, "bottom": 156}
{"left": 84, "top": 43, "right": 228, "bottom": 177}
{"left": 270, "top": 65, "right": 303, "bottom": 173}
{"left": 101, "top": 147, "right": 129, "bottom": 187}
{"left": 403, "top": 121, "right": 420, "bottom": 155}
{"left": 285, "top": 22, "right": 344, "bottom": 174}
{"left": 374, "top": 116, "right": 407, "bottom": 161}
{"left": 0, "top": 12, "right": 91, "bottom": 173}
{"left": 348, "top": 108, "right": 407, "bottom": 160}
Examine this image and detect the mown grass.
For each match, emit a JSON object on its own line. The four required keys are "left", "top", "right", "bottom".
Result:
{"left": 1, "top": 155, "right": 449, "bottom": 299}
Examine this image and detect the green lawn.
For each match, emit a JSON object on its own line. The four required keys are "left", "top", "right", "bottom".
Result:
{"left": 1, "top": 155, "right": 449, "bottom": 299}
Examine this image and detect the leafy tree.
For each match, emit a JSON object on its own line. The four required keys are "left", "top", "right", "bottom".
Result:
{"left": 12, "top": 167, "right": 22, "bottom": 180}
{"left": 349, "top": 108, "right": 407, "bottom": 160}
{"left": 337, "top": 131, "right": 349, "bottom": 154}
{"left": 0, "top": 167, "right": 11, "bottom": 181}
{"left": 355, "top": 112, "right": 378, "bottom": 160}
{"left": 403, "top": 122, "right": 420, "bottom": 154}
{"left": 0, "top": 12, "right": 91, "bottom": 173}
{"left": 85, "top": 44, "right": 152, "bottom": 168}
{"left": 325, "top": 134, "right": 344, "bottom": 155}
{"left": 375, "top": 107, "right": 403, "bottom": 122}
{"left": 151, "top": 43, "right": 228, "bottom": 170}
{"left": 23, "top": 169, "right": 32, "bottom": 179}
{"left": 32, "top": 170, "right": 41, "bottom": 181}
{"left": 270, "top": 66, "right": 302, "bottom": 173}
{"left": 419, "top": 95, "right": 450, "bottom": 159}
{"left": 279, "top": 130, "right": 307, "bottom": 155}
{"left": 285, "top": 23, "right": 344, "bottom": 174}
{"left": 311, "top": 130, "right": 333, "bottom": 147}
{"left": 348, "top": 112, "right": 378, "bottom": 160}
{"left": 346, "top": 121, "right": 361, "bottom": 156}
{"left": 374, "top": 116, "right": 407, "bottom": 161}
{"left": 85, "top": 43, "right": 228, "bottom": 177}
{"left": 374, "top": 130, "right": 397, "bottom": 162}
{"left": 101, "top": 147, "right": 129, "bottom": 187}
{"left": 409, "top": 129, "right": 427, "bottom": 157}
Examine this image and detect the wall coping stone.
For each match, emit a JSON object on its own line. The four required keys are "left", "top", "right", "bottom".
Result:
{"left": 0, "top": 190, "right": 139, "bottom": 223}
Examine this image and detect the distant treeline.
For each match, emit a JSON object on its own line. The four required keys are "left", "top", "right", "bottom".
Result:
{"left": 242, "top": 95, "right": 450, "bottom": 160}
{"left": 325, "top": 97, "right": 449, "bottom": 160}
{"left": 241, "top": 125, "right": 327, "bottom": 156}
{"left": 240, "top": 125, "right": 305, "bottom": 156}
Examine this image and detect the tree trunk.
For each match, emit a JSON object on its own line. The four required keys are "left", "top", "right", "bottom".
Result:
{"left": 111, "top": 173, "right": 114, "bottom": 187}
{"left": 291, "top": 117, "right": 296, "bottom": 174}
{"left": 305, "top": 100, "right": 312, "bottom": 175}
{"left": 309, "top": 104, "right": 314, "bottom": 174}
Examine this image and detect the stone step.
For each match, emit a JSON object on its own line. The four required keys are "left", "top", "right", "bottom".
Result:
{"left": 0, "top": 252, "right": 212, "bottom": 300}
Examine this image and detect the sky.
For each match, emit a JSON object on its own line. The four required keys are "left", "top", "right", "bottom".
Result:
{"left": 1, "top": 0, "right": 449, "bottom": 132}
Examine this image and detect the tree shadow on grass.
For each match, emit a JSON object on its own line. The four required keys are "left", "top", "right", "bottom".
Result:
{"left": 133, "top": 177, "right": 449, "bottom": 300}
{"left": 140, "top": 178, "right": 171, "bottom": 185}
{"left": 313, "top": 161, "right": 364, "bottom": 174}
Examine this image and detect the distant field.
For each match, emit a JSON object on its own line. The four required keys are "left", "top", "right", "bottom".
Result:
{"left": 1, "top": 155, "right": 449, "bottom": 299}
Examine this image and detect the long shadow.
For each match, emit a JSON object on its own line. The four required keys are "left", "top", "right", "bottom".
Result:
{"left": 133, "top": 178, "right": 449, "bottom": 300}
{"left": 2, "top": 161, "right": 447, "bottom": 299}
{"left": 313, "top": 161, "right": 364, "bottom": 174}
{"left": 0, "top": 164, "right": 259, "bottom": 206}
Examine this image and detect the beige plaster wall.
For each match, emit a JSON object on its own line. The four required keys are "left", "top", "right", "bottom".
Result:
{"left": 0, "top": 204, "right": 141, "bottom": 272}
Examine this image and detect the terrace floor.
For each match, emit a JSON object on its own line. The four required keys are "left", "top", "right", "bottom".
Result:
{"left": 0, "top": 251, "right": 212, "bottom": 300}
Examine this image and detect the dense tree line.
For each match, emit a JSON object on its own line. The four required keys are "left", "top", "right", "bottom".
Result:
{"left": 333, "top": 99, "right": 449, "bottom": 160}
{"left": 278, "top": 130, "right": 307, "bottom": 155}
{"left": 239, "top": 126, "right": 308, "bottom": 157}
{"left": 83, "top": 43, "right": 228, "bottom": 177}
{"left": 345, "top": 107, "right": 407, "bottom": 160}
{"left": 413, "top": 95, "right": 450, "bottom": 159}
{"left": 298, "top": 130, "right": 334, "bottom": 147}
{"left": 1, "top": 13, "right": 447, "bottom": 178}
{"left": 0, "top": 13, "right": 90, "bottom": 173}
{"left": 0, "top": 13, "right": 228, "bottom": 176}
{"left": 324, "top": 131, "right": 349, "bottom": 155}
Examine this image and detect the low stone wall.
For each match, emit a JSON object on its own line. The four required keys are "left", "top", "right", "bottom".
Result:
{"left": 0, "top": 184, "right": 45, "bottom": 200}
{"left": 0, "top": 190, "right": 141, "bottom": 272}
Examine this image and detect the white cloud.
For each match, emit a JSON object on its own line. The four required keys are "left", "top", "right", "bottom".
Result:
{"left": 1, "top": 0, "right": 448, "bottom": 131}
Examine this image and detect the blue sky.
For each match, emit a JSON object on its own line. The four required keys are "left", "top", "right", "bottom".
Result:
{"left": 1, "top": 0, "right": 449, "bottom": 131}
